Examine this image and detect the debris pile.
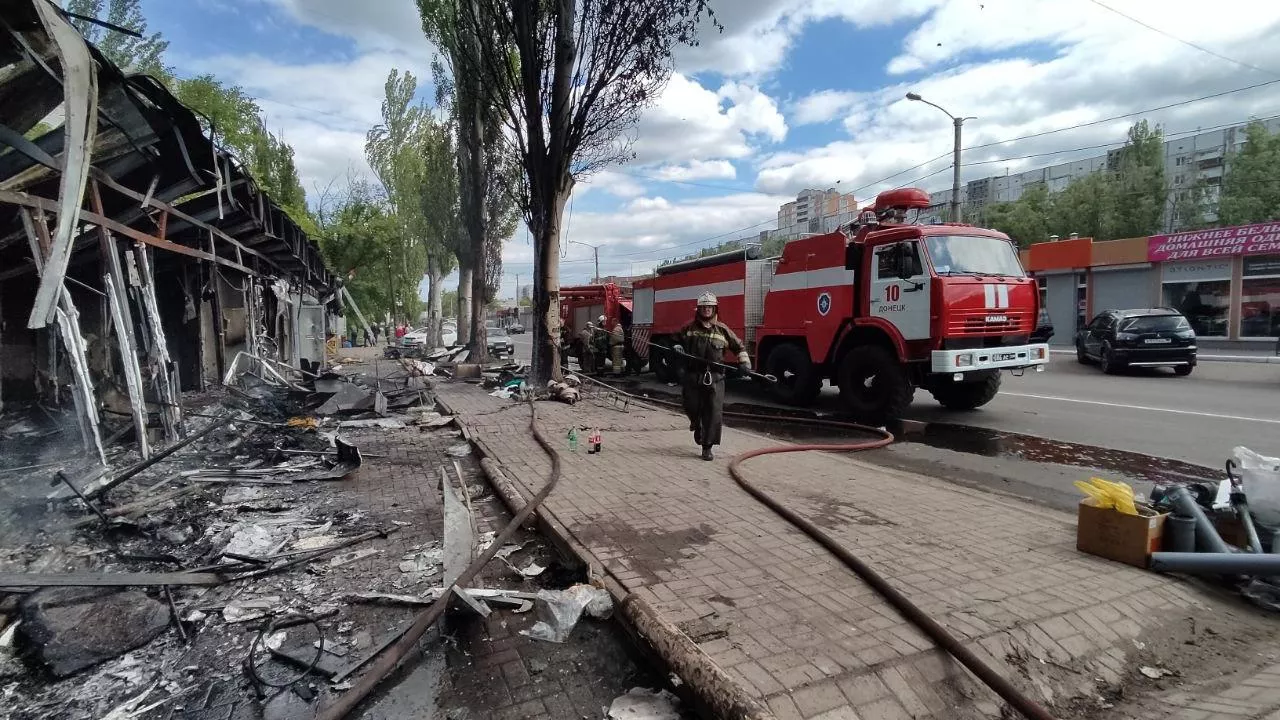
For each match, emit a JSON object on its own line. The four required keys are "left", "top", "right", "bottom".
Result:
{"left": 0, "top": 356, "right": 637, "bottom": 718}
{"left": 1078, "top": 446, "right": 1280, "bottom": 612}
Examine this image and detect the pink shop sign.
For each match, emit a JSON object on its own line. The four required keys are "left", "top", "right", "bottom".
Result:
{"left": 1148, "top": 222, "right": 1280, "bottom": 262}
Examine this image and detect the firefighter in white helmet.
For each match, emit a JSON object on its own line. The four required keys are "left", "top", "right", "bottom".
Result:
{"left": 672, "top": 291, "right": 750, "bottom": 461}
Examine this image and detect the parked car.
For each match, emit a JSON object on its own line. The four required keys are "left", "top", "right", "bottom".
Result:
{"left": 486, "top": 325, "right": 512, "bottom": 357}
{"left": 1075, "top": 308, "right": 1196, "bottom": 375}
{"left": 402, "top": 325, "right": 457, "bottom": 349}
{"left": 508, "top": 323, "right": 525, "bottom": 334}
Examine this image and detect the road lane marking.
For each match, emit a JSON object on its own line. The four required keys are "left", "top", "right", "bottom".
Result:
{"left": 1001, "top": 392, "right": 1280, "bottom": 425}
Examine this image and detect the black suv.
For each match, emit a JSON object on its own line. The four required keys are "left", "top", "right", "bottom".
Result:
{"left": 1076, "top": 308, "right": 1196, "bottom": 375}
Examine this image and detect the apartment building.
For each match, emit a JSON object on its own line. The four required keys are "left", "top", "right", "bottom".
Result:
{"left": 776, "top": 188, "right": 859, "bottom": 238}
{"left": 916, "top": 118, "right": 1280, "bottom": 229}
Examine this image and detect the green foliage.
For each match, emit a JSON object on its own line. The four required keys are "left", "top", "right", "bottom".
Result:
{"left": 66, "top": 0, "right": 169, "bottom": 77}
{"left": 171, "top": 75, "right": 262, "bottom": 155}
{"left": 1171, "top": 180, "right": 1212, "bottom": 231}
{"left": 1105, "top": 120, "right": 1166, "bottom": 239}
{"left": 66, "top": 1, "right": 311, "bottom": 231}
{"left": 313, "top": 183, "right": 420, "bottom": 325}
{"left": 983, "top": 184, "right": 1051, "bottom": 247}
{"left": 983, "top": 121, "right": 1168, "bottom": 244}
{"left": 1218, "top": 121, "right": 1280, "bottom": 225}
{"left": 442, "top": 289, "right": 460, "bottom": 317}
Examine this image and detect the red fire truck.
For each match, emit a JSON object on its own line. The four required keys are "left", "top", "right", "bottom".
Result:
{"left": 559, "top": 283, "right": 632, "bottom": 368}
{"left": 630, "top": 187, "right": 1048, "bottom": 424}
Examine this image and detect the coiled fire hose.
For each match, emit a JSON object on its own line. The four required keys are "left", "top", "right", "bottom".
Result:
{"left": 573, "top": 374, "right": 1058, "bottom": 720}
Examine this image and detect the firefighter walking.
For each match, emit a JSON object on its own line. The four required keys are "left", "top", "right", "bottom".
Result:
{"left": 674, "top": 292, "right": 750, "bottom": 461}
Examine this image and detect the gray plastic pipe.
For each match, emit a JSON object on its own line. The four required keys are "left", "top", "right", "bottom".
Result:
{"left": 1231, "top": 491, "right": 1264, "bottom": 553}
{"left": 1165, "top": 485, "right": 1233, "bottom": 554}
{"left": 1150, "top": 552, "right": 1280, "bottom": 575}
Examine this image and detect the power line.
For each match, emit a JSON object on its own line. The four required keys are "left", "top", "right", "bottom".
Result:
{"left": 961, "top": 111, "right": 1280, "bottom": 168}
{"left": 1086, "top": 0, "right": 1280, "bottom": 77}
{"left": 961, "top": 76, "right": 1280, "bottom": 153}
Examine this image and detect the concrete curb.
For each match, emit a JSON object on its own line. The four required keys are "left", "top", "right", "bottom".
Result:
{"left": 1049, "top": 348, "right": 1280, "bottom": 364}
{"left": 437, "top": 392, "right": 776, "bottom": 720}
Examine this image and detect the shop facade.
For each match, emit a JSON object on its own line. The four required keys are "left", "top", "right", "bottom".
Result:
{"left": 1022, "top": 221, "right": 1280, "bottom": 348}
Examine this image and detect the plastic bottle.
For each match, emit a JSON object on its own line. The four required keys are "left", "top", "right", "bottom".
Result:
{"left": 567, "top": 427, "right": 578, "bottom": 452}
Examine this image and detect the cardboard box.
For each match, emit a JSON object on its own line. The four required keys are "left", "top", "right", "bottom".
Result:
{"left": 1076, "top": 498, "right": 1167, "bottom": 568}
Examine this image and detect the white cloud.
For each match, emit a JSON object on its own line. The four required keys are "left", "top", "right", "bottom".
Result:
{"left": 677, "top": 0, "right": 939, "bottom": 77}
{"left": 260, "top": 0, "right": 434, "bottom": 60}
{"left": 792, "top": 90, "right": 862, "bottom": 125}
{"left": 651, "top": 160, "right": 738, "bottom": 182}
{"left": 573, "top": 170, "right": 648, "bottom": 199}
{"left": 755, "top": 1, "right": 1280, "bottom": 201}
{"left": 177, "top": 49, "right": 433, "bottom": 196}
{"left": 630, "top": 74, "right": 787, "bottom": 166}
{"left": 494, "top": 192, "right": 790, "bottom": 286}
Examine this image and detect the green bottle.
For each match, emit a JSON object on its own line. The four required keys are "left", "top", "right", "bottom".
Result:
{"left": 568, "top": 427, "right": 578, "bottom": 452}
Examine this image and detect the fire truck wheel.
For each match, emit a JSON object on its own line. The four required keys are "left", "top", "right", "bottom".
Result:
{"left": 929, "top": 371, "right": 1001, "bottom": 411}
{"left": 765, "top": 343, "right": 822, "bottom": 406}
{"left": 836, "top": 346, "right": 913, "bottom": 425}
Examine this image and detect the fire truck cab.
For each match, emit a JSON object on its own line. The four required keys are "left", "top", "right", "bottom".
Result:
{"left": 631, "top": 187, "right": 1049, "bottom": 424}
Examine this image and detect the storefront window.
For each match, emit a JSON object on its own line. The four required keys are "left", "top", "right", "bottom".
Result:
{"left": 1240, "top": 255, "right": 1280, "bottom": 338}
{"left": 1162, "top": 281, "right": 1230, "bottom": 336}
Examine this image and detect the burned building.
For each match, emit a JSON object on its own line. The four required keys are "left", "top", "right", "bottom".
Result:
{"left": 0, "top": 1, "right": 336, "bottom": 458}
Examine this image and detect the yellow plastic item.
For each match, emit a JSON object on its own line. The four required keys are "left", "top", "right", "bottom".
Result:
{"left": 286, "top": 416, "right": 318, "bottom": 430}
{"left": 1074, "top": 477, "right": 1138, "bottom": 515}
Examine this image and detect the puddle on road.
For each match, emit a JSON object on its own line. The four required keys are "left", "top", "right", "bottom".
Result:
{"left": 895, "top": 422, "right": 1218, "bottom": 487}
{"left": 617, "top": 378, "right": 1220, "bottom": 488}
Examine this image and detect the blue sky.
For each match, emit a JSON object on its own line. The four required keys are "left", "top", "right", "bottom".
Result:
{"left": 133, "top": 0, "right": 1280, "bottom": 299}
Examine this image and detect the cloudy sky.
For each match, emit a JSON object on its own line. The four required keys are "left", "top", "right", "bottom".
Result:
{"left": 145, "top": 0, "right": 1280, "bottom": 299}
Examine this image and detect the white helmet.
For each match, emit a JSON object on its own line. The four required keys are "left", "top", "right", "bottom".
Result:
{"left": 598, "top": 315, "right": 607, "bottom": 325}
{"left": 697, "top": 292, "right": 718, "bottom": 307}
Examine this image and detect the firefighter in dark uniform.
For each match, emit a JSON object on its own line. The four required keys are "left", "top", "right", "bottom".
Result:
{"left": 673, "top": 292, "right": 750, "bottom": 461}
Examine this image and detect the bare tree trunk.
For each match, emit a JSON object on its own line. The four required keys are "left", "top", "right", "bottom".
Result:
{"left": 531, "top": 185, "right": 569, "bottom": 384}
{"left": 426, "top": 254, "right": 443, "bottom": 346}
{"left": 464, "top": 46, "right": 488, "bottom": 361}
{"left": 456, "top": 265, "right": 473, "bottom": 345}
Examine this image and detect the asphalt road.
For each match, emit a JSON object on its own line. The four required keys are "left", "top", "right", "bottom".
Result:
{"left": 507, "top": 330, "right": 1280, "bottom": 507}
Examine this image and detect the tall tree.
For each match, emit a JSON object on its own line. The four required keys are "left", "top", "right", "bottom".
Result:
{"left": 1170, "top": 180, "right": 1212, "bottom": 232}
{"left": 417, "top": 112, "right": 462, "bottom": 339}
{"left": 314, "top": 180, "right": 402, "bottom": 324}
{"left": 1218, "top": 121, "right": 1280, "bottom": 225}
{"left": 1047, "top": 172, "right": 1109, "bottom": 240}
{"left": 65, "top": 0, "right": 168, "bottom": 77}
{"left": 172, "top": 75, "right": 263, "bottom": 159}
{"left": 1104, "top": 120, "right": 1166, "bottom": 238}
{"left": 423, "top": 55, "right": 480, "bottom": 350}
{"left": 366, "top": 70, "right": 430, "bottom": 329}
{"left": 482, "top": 107, "right": 521, "bottom": 303}
{"left": 424, "top": 0, "right": 719, "bottom": 383}
{"left": 984, "top": 183, "right": 1051, "bottom": 247}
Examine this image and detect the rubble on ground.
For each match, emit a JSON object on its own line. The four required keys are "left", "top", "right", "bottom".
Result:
{"left": 0, "top": 355, "right": 635, "bottom": 719}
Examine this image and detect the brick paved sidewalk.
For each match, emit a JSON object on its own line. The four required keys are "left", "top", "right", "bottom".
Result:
{"left": 437, "top": 382, "right": 1280, "bottom": 720}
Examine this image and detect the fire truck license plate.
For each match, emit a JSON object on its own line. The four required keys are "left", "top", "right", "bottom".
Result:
{"left": 993, "top": 352, "right": 1018, "bottom": 361}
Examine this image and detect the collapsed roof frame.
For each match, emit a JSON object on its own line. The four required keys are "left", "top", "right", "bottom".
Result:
{"left": 0, "top": 0, "right": 336, "bottom": 464}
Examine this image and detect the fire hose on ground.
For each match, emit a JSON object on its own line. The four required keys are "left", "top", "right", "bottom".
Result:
{"left": 563, "top": 374, "right": 1058, "bottom": 720}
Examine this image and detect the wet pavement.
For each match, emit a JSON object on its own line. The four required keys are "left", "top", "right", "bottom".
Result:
{"left": 602, "top": 378, "right": 1226, "bottom": 513}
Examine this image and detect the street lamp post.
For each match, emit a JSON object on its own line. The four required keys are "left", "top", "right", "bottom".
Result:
{"left": 906, "top": 92, "right": 975, "bottom": 223}
{"left": 567, "top": 239, "right": 600, "bottom": 283}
